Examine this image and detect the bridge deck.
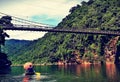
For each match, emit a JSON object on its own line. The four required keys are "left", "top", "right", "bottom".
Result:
{"left": 1, "top": 25, "right": 120, "bottom": 36}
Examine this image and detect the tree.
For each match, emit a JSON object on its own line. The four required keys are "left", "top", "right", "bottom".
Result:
{"left": 0, "top": 15, "right": 13, "bottom": 26}
{"left": 0, "top": 16, "right": 10, "bottom": 53}
{"left": 0, "top": 29, "right": 9, "bottom": 45}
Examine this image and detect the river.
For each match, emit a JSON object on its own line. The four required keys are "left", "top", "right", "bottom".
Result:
{"left": 0, "top": 64, "right": 120, "bottom": 82}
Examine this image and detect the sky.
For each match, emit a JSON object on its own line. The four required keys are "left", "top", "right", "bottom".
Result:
{"left": 0, "top": 0, "right": 88, "bottom": 40}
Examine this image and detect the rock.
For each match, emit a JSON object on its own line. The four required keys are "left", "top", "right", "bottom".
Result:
{"left": 104, "top": 36, "right": 119, "bottom": 63}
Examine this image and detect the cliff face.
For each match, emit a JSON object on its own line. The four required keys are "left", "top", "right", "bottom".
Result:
{"left": 104, "top": 36, "right": 119, "bottom": 63}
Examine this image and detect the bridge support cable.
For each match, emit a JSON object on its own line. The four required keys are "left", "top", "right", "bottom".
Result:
{"left": 0, "top": 12, "right": 54, "bottom": 27}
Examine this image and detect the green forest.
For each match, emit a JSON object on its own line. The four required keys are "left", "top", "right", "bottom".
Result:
{"left": 4, "top": 0, "right": 120, "bottom": 65}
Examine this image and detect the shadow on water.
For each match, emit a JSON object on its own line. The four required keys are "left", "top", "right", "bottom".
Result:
{"left": 0, "top": 67, "right": 11, "bottom": 74}
{"left": 0, "top": 67, "right": 20, "bottom": 82}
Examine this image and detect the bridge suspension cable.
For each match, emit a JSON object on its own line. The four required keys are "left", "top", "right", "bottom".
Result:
{"left": 1, "top": 12, "right": 120, "bottom": 36}
{"left": 0, "top": 12, "right": 55, "bottom": 27}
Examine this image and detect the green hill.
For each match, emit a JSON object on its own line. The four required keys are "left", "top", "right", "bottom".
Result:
{"left": 7, "top": 0, "right": 120, "bottom": 65}
{"left": 3, "top": 39, "right": 32, "bottom": 64}
{"left": 3, "top": 39, "right": 32, "bottom": 56}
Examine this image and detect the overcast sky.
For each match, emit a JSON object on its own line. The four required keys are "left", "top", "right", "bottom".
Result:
{"left": 0, "top": 0, "right": 88, "bottom": 40}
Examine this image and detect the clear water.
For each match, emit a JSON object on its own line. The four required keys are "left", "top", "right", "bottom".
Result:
{"left": 0, "top": 64, "right": 120, "bottom": 82}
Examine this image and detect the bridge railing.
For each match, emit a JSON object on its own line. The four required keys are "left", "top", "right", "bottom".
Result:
{"left": 1, "top": 24, "right": 120, "bottom": 36}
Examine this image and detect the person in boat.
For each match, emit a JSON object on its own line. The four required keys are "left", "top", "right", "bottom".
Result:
{"left": 25, "top": 65, "right": 35, "bottom": 75}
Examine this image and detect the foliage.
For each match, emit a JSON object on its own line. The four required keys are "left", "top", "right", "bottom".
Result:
{"left": 6, "top": 0, "right": 120, "bottom": 65}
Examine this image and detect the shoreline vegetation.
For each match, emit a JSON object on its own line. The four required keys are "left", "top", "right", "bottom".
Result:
{"left": 11, "top": 61, "right": 116, "bottom": 67}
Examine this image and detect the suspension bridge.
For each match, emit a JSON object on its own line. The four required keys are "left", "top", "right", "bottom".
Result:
{"left": 0, "top": 12, "right": 120, "bottom": 36}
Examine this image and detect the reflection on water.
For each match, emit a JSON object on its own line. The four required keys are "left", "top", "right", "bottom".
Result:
{"left": 74, "top": 64, "right": 102, "bottom": 80}
{"left": 22, "top": 75, "right": 32, "bottom": 82}
{"left": 0, "top": 64, "right": 120, "bottom": 82}
{"left": 22, "top": 75, "right": 38, "bottom": 82}
{"left": 106, "top": 64, "right": 120, "bottom": 82}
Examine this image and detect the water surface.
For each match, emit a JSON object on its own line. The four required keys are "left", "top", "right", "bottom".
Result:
{"left": 0, "top": 64, "right": 120, "bottom": 82}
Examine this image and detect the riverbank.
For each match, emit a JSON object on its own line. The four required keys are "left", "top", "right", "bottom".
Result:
{"left": 11, "top": 61, "right": 117, "bottom": 67}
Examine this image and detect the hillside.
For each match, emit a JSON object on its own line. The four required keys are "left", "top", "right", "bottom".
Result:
{"left": 3, "top": 39, "right": 32, "bottom": 56}
{"left": 8, "top": 0, "right": 120, "bottom": 65}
